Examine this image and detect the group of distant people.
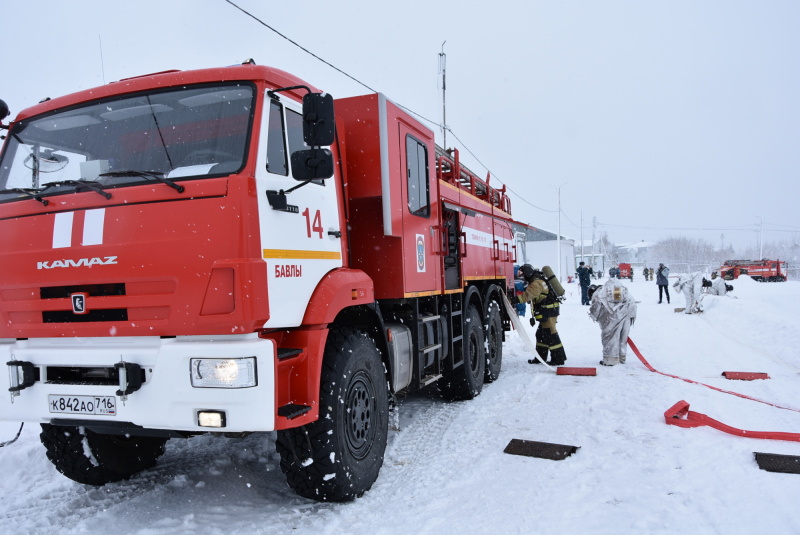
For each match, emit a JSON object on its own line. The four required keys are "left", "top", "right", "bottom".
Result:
{"left": 514, "top": 260, "right": 734, "bottom": 369}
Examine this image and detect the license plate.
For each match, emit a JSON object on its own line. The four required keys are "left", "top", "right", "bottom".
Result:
{"left": 48, "top": 395, "right": 117, "bottom": 416}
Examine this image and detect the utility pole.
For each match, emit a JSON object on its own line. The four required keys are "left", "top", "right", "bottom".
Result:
{"left": 557, "top": 187, "right": 561, "bottom": 281}
{"left": 758, "top": 216, "right": 764, "bottom": 260}
{"left": 438, "top": 42, "right": 447, "bottom": 149}
{"left": 556, "top": 184, "right": 566, "bottom": 281}
{"left": 580, "top": 211, "right": 584, "bottom": 266}
{"left": 592, "top": 216, "right": 597, "bottom": 266}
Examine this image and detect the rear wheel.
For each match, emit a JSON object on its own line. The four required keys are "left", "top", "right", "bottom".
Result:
{"left": 39, "top": 424, "right": 167, "bottom": 486}
{"left": 484, "top": 300, "right": 503, "bottom": 383}
{"left": 276, "top": 328, "right": 389, "bottom": 502}
{"left": 439, "top": 305, "right": 485, "bottom": 400}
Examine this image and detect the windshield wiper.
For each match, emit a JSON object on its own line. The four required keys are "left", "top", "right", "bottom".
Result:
{"left": 99, "top": 170, "right": 185, "bottom": 193}
{"left": 38, "top": 180, "right": 112, "bottom": 200}
{"left": 0, "top": 188, "right": 49, "bottom": 205}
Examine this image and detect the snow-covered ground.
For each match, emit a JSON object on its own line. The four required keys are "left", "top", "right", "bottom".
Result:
{"left": 2, "top": 275, "right": 799, "bottom": 534}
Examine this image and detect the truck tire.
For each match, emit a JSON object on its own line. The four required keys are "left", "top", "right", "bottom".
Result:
{"left": 39, "top": 424, "right": 167, "bottom": 486}
{"left": 484, "top": 300, "right": 503, "bottom": 383}
{"left": 439, "top": 305, "right": 485, "bottom": 401}
{"left": 276, "top": 328, "right": 389, "bottom": 502}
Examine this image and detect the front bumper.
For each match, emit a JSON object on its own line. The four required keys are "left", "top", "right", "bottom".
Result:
{"left": 0, "top": 334, "right": 275, "bottom": 433}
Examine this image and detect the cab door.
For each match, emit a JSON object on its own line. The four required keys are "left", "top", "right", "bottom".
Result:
{"left": 399, "top": 125, "right": 441, "bottom": 295}
{"left": 255, "top": 93, "right": 343, "bottom": 328}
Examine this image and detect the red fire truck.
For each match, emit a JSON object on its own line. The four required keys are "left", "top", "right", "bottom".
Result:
{"left": 0, "top": 63, "right": 519, "bottom": 501}
{"left": 718, "top": 260, "right": 788, "bottom": 282}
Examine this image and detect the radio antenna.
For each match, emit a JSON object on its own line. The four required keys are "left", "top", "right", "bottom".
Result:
{"left": 99, "top": 35, "right": 106, "bottom": 84}
{"left": 438, "top": 41, "right": 447, "bottom": 149}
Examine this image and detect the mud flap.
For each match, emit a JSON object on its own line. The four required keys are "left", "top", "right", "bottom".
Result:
{"left": 503, "top": 438, "right": 579, "bottom": 460}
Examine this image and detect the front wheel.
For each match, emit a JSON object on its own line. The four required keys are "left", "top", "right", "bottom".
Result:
{"left": 40, "top": 424, "right": 167, "bottom": 486}
{"left": 276, "top": 328, "right": 389, "bottom": 502}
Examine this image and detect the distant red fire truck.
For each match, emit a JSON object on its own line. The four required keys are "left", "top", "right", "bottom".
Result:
{"left": 718, "top": 260, "right": 788, "bottom": 282}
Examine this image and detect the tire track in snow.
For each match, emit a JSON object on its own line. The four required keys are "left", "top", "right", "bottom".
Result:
{"left": 380, "top": 392, "right": 463, "bottom": 492}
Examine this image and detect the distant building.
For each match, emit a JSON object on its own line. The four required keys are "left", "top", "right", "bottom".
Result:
{"left": 615, "top": 241, "right": 655, "bottom": 265}
{"left": 512, "top": 223, "right": 575, "bottom": 282}
{"left": 574, "top": 239, "right": 604, "bottom": 274}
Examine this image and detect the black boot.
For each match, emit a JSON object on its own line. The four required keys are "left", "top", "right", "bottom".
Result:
{"left": 529, "top": 328, "right": 549, "bottom": 364}
{"left": 547, "top": 333, "right": 567, "bottom": 366}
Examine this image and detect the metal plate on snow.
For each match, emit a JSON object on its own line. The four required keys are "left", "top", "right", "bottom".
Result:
{"left": 754, "top": 452, "right": 800, "bottom": 474}
{"left": 503, "top": 439, "right": 579, "bottom": 461}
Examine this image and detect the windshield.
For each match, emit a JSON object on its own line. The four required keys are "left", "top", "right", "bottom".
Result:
{"left": 0, "top": 83, "right": 255, "bottom": 201}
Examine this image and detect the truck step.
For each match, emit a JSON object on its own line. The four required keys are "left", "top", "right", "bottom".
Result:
{"left": 421, "top": 343, "right": 442, "bottom": 354}
{"left": 420, "top": 374, "right": 442, "bottom": 386}
{"left": 277, "top": 348, "right": 303, "bottom": 361}
{"left": 277, "top": 403, "right": 311, "bottom": 419}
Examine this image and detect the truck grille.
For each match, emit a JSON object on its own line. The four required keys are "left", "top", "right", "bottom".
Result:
{"left": 41, "top": 283, "right": 126, "bottom": 299}
{"left": 41, "top": 283, "right": 128, "bottom": 323}
{"left": 43, "top": 309, "right": 128, "bottom": 323}
{"left": 2, "top": 280, "right": 174, "bottom": 329}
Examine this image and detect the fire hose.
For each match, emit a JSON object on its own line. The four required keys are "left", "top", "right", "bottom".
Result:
{"left": 664, "top": 401, "right": 800, "bottom": 442}
{"left": 0, "top": 423, "right": 24, "bottom": 448}
{"left": 628, "top": 338, "right": 800, "bottom": 442}
{"left": 502, "top": 293, "right": 555, "bottom": 371}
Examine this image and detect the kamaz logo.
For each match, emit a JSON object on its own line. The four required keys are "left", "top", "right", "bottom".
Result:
{"left": 37, "top": 256, "right": 118, "bottom": 270}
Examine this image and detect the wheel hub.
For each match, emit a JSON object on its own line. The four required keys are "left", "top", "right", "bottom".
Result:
{"left": 346, "top": 375, "right": 373, "bottom": 458}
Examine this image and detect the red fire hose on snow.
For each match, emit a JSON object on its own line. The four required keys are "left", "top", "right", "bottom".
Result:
{"left": 627, "top": 337, "right": 800, "bottom": 442}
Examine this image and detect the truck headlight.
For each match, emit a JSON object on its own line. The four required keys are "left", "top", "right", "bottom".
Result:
{"left": 190, "top": 357, "right": 257, "bottom": 388}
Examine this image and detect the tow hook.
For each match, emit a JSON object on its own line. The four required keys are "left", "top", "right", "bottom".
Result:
{"left": 115, "top": 361, "right": 143, "bottom": 401}
{"left": 7, "top": 360, "right": 37, "bottom": 400}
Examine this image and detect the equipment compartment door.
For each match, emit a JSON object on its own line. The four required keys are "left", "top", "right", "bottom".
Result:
{"left": 493, "top": 218, "right": 515, "bottom": 279}
{"left": 399, "top": 126, "right": 441, "bottom": 295}
{"left": 442, "top": 207, "right": 462, "bottom": 290}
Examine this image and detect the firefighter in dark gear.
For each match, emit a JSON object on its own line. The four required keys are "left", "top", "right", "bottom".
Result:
{"left": 516, "top": 264, "right": 567, "bottom": 366}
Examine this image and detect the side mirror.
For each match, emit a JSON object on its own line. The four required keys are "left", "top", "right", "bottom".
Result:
{"left": 291, "top": 148, "right": 334, "bottom": 180}
{"left": 302, "top": 93, "right": 335, "bottom": 147}
{"left": 0, "top": 99, "right": 9, "bottom": 122}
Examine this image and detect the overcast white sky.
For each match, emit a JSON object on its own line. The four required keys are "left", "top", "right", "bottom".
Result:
{"left": 2, "top": 0, "right": 798, "bottom": 250}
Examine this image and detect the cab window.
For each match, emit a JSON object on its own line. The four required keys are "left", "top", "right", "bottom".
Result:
{"left": 406, "top": 135, "right": 429, "bottom": 217}
{"left": 266, "top": 99, "right": 287, "bottom": 176}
